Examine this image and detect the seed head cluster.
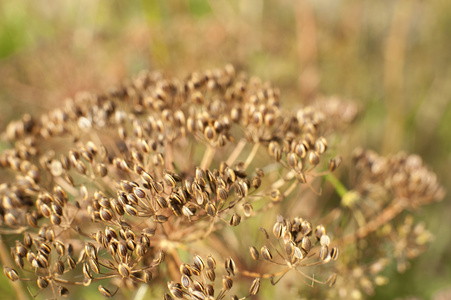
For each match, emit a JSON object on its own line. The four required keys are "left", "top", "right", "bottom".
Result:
{"left": 0, "top": 65, "right": 443, "bottom": 299}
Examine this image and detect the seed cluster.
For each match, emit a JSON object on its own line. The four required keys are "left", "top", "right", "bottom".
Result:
{"left": 352, "top": 148, "right": 444, "bottom": 208}
{"left": 248, "top": 215, "right": 338, "bottom": 287}
{"left": 0, "top": 64, "right": 442, "bottom": 299}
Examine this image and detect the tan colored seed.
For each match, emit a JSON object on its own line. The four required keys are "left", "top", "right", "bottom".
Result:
{"left": 98, "top": 285, "right": 114, "bottom": 297}
{"left": 223, "top": 276, "right": 233, "bottom": 290}
{"left": 37, "top": 277, "right": 49, "bottom": 289}
{"left": 225, "top": 257, "right": 236, "bottom": 276}
{"left": 249, "top": 278, "right": 261, "bottom": 296}
{"left": 229, "top": 213, "right": 241, "bottom": 226}
{"left": 118, "top": 263, "right": 130, "bottom": 278}
{"left": 261, "top": 246, "right": 273, "bottom": 261}
{"left": 249, "top": 246, "right": 259, "bottom": 260}
{"left": 308, "top": 151, "right": 320, "bottom": 166}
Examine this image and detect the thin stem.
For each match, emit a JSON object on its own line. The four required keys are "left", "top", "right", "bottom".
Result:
{"left": 324, "top": 173, "right": 348, "bottom": 198}
{"left": 200, "top": 145, "right": 216, "bottom": 170}
{"left": 240, "top": 267, "right": 290, "bottom": 279}
{"left": 341, "top": 199, "right": 406, "bottom": 245}
{"left": 226, "top": 138, "right": 247, "bottom": 166}
{"left": 243, "top": 143, "right": 260, "bottom": 169}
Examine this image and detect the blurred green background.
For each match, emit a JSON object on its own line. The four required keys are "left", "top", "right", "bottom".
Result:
{"left": 1, "top": 0, "right": 450, "bottom": 299}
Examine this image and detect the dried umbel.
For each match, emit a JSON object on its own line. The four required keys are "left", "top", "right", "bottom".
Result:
{"left": 0, "top": 65, "right": 442, "bottom": 299}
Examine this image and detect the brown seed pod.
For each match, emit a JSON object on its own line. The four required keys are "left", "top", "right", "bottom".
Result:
{"left": 287, "top": 152, "right": 299, "bottom": 169}
{"left": 300, "top": 236, "right": 312, "bottom": 254}
{"left": 216, "top": 186, "right": 228, "bottom": 202}
{"left": 54, "top": 260, "right": 65, "bottom": 275}
{"left": 206, "top": 255, "right": 216, "bottom": 269}
{"left": 23, "top": 233, "right": 33, "bottom": 248}
{"left": 59, "top": 285, "right": 70, "bottom": 297}
{"left": 242, "top": 203, "right": 253, "bottom": 217}
{"left": 193, "top": 255, "right": 205, "bottom": 271}
{"left": 204, "top": 125, "right": 216, "bottom": 141}
{"left": 223, "top": 276, "right": 233, "bottom": 290}
{"left": 319, "top": 245, "right": 329, "bottom": 261}
{"left": 225, "top": 257, "right": 236, "bottom": 276}
{"left": 83, "top": 263, "right": 93, "bottom": 279}
{"left": 67, "top": 256, "right": 76, "bottom": 270}
{"left": 4, "top": 267, "right": 19, "bottom": 282}
{"left": 249, "top": 246, "right": 259, "bottom": 260}
{"left": 168, "top": 281, "right": 184, "bottom": 298}
{"left": 330, "top": 247, "right": 339, "bottom": 260}
{"left": 269, "top": 189, "right": 282, "bottom": 202}
{"left": 326, "top": 273, "right": 337, "bottom": 287}
{"left": 206, "top": 268, "right": 216, "bottom": 282}
{"left": 273, "top": 222, "right": 283, "bottom": 239}
{"left": 124, "top": 205, "right": 138, "bottom": 216}
{"left": 118, "top": 263, "right": 131, "bottom": 278}
{"left": 153, "top": 249, "right": 165, "bottom": 265}
{"left": 229, "top": 213, "right": 241, "bottom": 226}
{"left": 154, "top": 214, "right": 168, "bottom": 223}
{"left": 261, "top": 246, "right": 273, "bottom": 261}
{"left": 98, "top": 285, "right": 116, "bottom": 297}
{"left": 249, "top": 278, "right": 261, "bottom": 296}
{"left": 26, "top": 213, "right": 38, "bottom": 228}
{"left": 37, "top": 277, "right": 49, "bottom": 289}
{"left": 100, "top": 208, "right": 114, "bottom": 222}
{"left": 308, "top": 151, "right": 320, "bottom": 166}
{"left": 315, "top": 225, "right": 326, "bottom": 241}
{"left": 328, "top": 156, "right": 342, "bottom": 172}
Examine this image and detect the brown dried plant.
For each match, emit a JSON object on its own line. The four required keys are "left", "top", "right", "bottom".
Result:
{"left": 0, "top": 65, "right": 444, "bottom": 299}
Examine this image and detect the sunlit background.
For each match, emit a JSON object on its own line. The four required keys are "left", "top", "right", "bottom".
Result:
{"left": 1, "top": 0, "right": 450, "bottom": 299}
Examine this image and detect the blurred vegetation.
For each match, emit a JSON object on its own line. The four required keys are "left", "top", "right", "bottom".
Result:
{"left": 1, "top": 0, "right": 450, "bottom": 299}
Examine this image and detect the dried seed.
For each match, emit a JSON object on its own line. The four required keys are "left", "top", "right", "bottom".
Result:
{"left": 194, "top": 255, "right": 205, "bottom": 271}
{"left": 300, "top": 236, "right": 312, "bottom": 253}
{"left": 225, "top": 257, "right": 236, "bottom": 276}
{"left": 206, "top": 268, "right": 216, "bottom": 282}
{"left": 153, "top": 249, "right": 165, "bottom": 265}
{"left": 4, "top": 267, "right": 19, "bottom": 282}
{"left": 320, "top": 235, "right": 330, "bottom": 246}
{"left": 308, "top": 151, "right": 320, "bottom": 166}
{"left": 125, "top": 205, "right": 138, "bottom": 216}
{"left": 249, "top": 278, "right": 261, "bottom": 296}
{"left": 249, "top": 246, "right": 259, "bottom": 260}
{"left": 67, "top": 256, "right": 76, "bottom": 269}
{"left": 330, "top": 247, "right": 339, "bottom": 260}
{"left": 204, "top": 125, "right": 216, "bottom": 141}
{"left": 229, "top": 213, "right": 241, "bottom": 226}
{"left": 223, "top": 276, "right": 233, "bottom": 290}
{"left": 326, "top": 273, "right": 337, "bottom": 287}
{"left": 287, "top": 152, "right": 299, "bottom": 169}
{"left": 216, "top": 186, "right": 228, "bottom": 201}
{"left": 100, "top": 208, "right": 114, "bottom": 221}
{"left": 55, "top": 260, "right": 65, "bottom": 275}
{"left": 168, "top": 282, "right": 184, "bottom": 298}
{"left": 59, "top": 285, "right": 70, "bottom": 297}
{"left": 83, "top": 263, "right": 92, "bottom": 279}
{"left": 118, "top": 263, "right": 131, "bottom": 278}
{"left": 320, "top": 245, "right": 329, "bottom": 261}
{"left": 261, "top": 246, "right": 273, "bottom": 261}
{"left": 37, "top": 277, "right": 49, "bottom": 289}
{"left": 207, "top": 255, "right": 216, "bottom": 269}
{"left": 181, "top": 274, "right": 191, "bottom": 289}
{"left": 270, "top": 189, "right": 282, "bottom": 202}
{"left": 98, "top": 285, "right": 115, "bottom": 297}
{"left": 242, "top": 203, "right": 253, "bottom": 217}
{"left": 154, "top": 214, "right": 168, "bottom": 223}
{"left": 315, "top": 225, "right": 326, "bottom": 241}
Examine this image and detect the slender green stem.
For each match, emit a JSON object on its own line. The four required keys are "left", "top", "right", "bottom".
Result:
{"left": 324, "top": 174, "right": 348, "bottom": 198}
